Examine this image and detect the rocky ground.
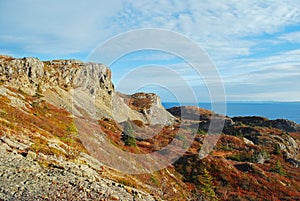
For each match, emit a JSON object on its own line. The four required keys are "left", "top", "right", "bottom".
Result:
{"left": 0, "top": 137, "right": 155, "bottom": 201}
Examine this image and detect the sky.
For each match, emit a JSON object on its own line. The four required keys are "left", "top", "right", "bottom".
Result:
{"left": 0, "top": 0, "right": 300, "bottom": 102}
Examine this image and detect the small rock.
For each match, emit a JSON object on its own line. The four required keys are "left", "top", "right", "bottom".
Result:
{"left": 256, "top": 153, "right": 266, "bottom": 164}
{"left": 278, "top": 143, "right": 286, "bottom": 150}
{"left": 110, "top": 194, "right": 120, "bottom": 200}
{"left": 242, "top": 137, "right": 254, "bottom": 145}
{"left": 38, "top": 152, "right": 47, "bottom": 160}
{"left": 47, "top": 142, "right": 67, "bottom": 154}
{"left": 279, "top": 181, "right": 287, "bottom": 186}
{"left": 0, "top": 142, "right": 12, "bottom": 151}
{"left": 124, "top": 186, "right": 132, "bottom": 194}
{"left": 0, "top": 136, "right": 28, "bottom": 150}
{"left": 27, "top": 151, "right": 37, "bottom": 161}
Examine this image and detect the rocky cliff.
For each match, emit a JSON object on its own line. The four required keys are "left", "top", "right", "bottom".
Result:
{"left": 0, "top": 55, "right": 175, "bottom": 124}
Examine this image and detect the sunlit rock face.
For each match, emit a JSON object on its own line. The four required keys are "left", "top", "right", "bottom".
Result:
{"left": 0, "top": 55, "right": 174, "bottom": 125}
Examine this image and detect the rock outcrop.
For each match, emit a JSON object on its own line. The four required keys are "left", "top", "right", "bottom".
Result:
{"left": 267, "top": 119, "right": 300, "bottom": 132}
{"left": 120, "top": 92, "right": 175, "bottom": 125}
{"left": 232, "top": 116, "right": 300, "bottom": 132}
{"left": 167, "top": 106, "right": 234, "bottom": 131}
{"left": 167, "top": 106, "right": 214, "bottom": 121}
{"left": 0, "top": 55, "right": 174, "bottom": 125}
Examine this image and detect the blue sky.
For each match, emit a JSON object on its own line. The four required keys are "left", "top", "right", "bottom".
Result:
{"left": 0, "top": 0, "right": 300, "bottom": 102}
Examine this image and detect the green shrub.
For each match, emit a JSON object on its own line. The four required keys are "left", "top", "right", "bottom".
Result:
{"left": 66, "top": 121, "right": 78, "bottom": 135}
{"left": 37, "top": 83, "right": 43, "bottom": 94}
{"left": 197, "top": 167, "right": 218, "bottom": 201}
{"left": 175, "top": 133, "right": 186, "bottom": 141}
{"left": 220, "top": 144, "right": 233, "bottom": 151}
{"left": 197, "top": 129, "right": 207, "bottom": 135}
{"left": 227, "top": 153, "right": 251, "bottom": 162}
{"left": 0, "top": 109, "right": 7, "bottom": 117}
{"left": 273, "top": 143, "right": 282, "bottom": 155}
{"left": 122, "top": 119, "right": 136, "bottom": 147}
{"left": 270, "top": 160, "right": 287, "bottom": 176}
{"left": 150, "top": 175, "right": 159, "bottom": 185}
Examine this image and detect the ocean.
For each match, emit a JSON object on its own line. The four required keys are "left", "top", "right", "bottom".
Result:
{"left": 162, "top": 102, "right": 300, "bottom": 124}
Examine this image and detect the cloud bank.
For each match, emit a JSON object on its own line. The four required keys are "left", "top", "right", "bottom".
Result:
{"left": 0, "top": 0, "right": 300, "bottom": 101}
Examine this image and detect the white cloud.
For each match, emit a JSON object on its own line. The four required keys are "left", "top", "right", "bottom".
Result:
{"left": 1, "top": 0, "right": 300, "bottom": 58}
{"left": 105, "top": 0, "right": 300, "bottom": 64}
{"left": 0, "top": 0, "right": 123, "bottom": 55}
{"left": 218, "top": 49, "right": 300, "bottom": 101}
{"left": 1, "top": 0, "right": 300, "bottom": 101}
{"left": 115, "top": 51, "right": 178, "bottom": 63}
{"left": 279, "top": 32, "right": 300, "bottom": 43}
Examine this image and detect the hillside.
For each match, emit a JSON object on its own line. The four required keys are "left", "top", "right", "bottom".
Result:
{"left": 0, "top": 55, "right": 299, "bottom": 201}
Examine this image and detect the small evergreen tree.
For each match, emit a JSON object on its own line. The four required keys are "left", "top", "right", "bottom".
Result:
{"left": 271, "top": 160, "right": 287, "bottom": 176}
{"left": 273, "top": 143, "right": 281, "bottom": 155}
{"left": 197, "top": 167, "right": 218, "bottom": 201}
{"left": 122, "top": 119, "right": 136, "bottom": 147}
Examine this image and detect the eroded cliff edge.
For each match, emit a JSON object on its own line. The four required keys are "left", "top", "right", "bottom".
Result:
{"left": 0, "top": 55, "right": 175, "bottom": 125}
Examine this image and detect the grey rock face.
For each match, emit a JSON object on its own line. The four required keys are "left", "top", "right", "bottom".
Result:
{"left": 0, "top": 56, "right": 174, "bottom": 126}
{"left": 0, "top": 57, "right": 45, "bottom": 93}
{"left": 0, "top": 57, "right": 44, "bottom": 80}
{"left": 124, "top": 92, "right": 176, "bottom": 125}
